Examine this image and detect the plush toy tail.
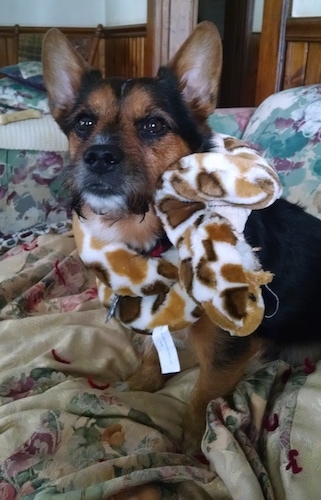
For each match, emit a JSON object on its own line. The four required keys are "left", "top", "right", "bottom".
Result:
{"left": 177, "top": 213, "right": 274, "bottom": 336}
{"left": 202, "top": 270, "right": 273, "bottom": 336}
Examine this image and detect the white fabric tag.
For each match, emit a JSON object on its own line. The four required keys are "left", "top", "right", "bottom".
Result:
{"left": 152, "top": 325, "right": 181, "bottom": 374}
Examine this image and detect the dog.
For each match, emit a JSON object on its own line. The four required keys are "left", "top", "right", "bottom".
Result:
{"left": 42, "top": 21, "right": 321, "bottom": 451}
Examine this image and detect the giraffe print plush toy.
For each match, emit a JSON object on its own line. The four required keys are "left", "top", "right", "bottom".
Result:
{"left": 73, "top": 133, "right": 282, "bottom": 337}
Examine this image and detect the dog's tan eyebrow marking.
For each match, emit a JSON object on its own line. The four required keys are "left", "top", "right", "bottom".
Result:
{"left": 87, "top": 86, "right": 119, "bottom": 119}
{"left": 121, "top": 87, "right": 174, "bottom": 127}
{"left": 122, "top": 87, "right": 154, "bottom": 116}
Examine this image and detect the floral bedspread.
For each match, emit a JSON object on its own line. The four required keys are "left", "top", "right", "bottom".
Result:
{"left": 0, "top": 232, "right": 320, "bottom": 499}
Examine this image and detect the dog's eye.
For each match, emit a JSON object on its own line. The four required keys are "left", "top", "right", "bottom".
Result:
{"left": 142, "top": 117, "right": 168, "bottom": 136}
{"left": 75, "top": 116, "right": 95, "bottom": 136}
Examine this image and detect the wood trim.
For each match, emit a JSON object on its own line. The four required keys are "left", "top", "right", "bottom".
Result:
{"left": 286, "top": 17, "right": 321, "bottom": 42}
{"left": 101, "top": 24, "right": 146, "bottom": 38}
{"left": 144, "top": 0, "right": 166, "bottom": 76}
{"left": 144, "top": 0, "right": 198, "bottom": 77}
{"left": 0, "top": 25, "right": 104, "bottom": 36}
{"left": 283, "top": 41, "right": 307, "bottom": 89}
{"left": 0, "top": 24, "right": 146, "bottom": 39}
{"left": 255, "top": 0, "right": 292, "bottom": 105}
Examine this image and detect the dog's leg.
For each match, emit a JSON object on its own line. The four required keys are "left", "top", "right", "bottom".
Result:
{"left": 126, "top": 327, "right": 196, "bottom": 392}
{"left": 126, "top": 337, "right": 169, "bottom": 392}
{"left": 184, "top": 315, "right": 263, "bottom": 453}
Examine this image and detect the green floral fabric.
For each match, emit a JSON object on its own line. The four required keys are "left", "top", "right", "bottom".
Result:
{"left": 211, "top": 85, "right": 321, "bottom": 218}
{"left": 0, "top": 149, "right": 70, "bottom": 238}
{"left": 242, "top": 84, "right": 321, "bottom": 218}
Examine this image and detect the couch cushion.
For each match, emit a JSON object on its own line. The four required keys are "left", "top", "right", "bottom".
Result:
{"left": 208, "top": 107, "right": 255, "bottom": 139}
{"left": 0, "top": 149, "right": 71, "bottom": 239}
{"left": 242, "top": 85, "right": 321, "bottom": 218}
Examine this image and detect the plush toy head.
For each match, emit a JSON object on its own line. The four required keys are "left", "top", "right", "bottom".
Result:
{"left": 74, "top": 133, "right": 282, "bottom": 337}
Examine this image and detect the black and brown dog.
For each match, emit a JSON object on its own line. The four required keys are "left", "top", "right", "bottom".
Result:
{"left": 42, "top": 21, "right": 321, "bottom": 449}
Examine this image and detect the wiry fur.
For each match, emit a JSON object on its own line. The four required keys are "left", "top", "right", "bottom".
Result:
{"left": 42, "top": 21, "right": 321, "bottom": 452}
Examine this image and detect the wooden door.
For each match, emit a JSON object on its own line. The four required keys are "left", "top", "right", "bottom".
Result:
{"left": 144, "top": 0, "right": 198, "bottom": 77}
{"left": 255, "top": 0, "right": 292, "bottom": 105}
{"left": 145, "top": 0, "right": 257, "bottom": 107}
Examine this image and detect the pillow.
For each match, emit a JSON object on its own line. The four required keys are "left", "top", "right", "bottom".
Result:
{"left": 242, "top": 84, "right": 321, "bottom": 219}
{"left": 0, "top": 77, "right": 49, "bottom": 114}
{"left": 0, "top": 61, "right": 45, "bottom": 91}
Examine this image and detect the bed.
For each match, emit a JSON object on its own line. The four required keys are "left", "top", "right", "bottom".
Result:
{"left": 1, "top": 21, "right": 321, "bottom": 500}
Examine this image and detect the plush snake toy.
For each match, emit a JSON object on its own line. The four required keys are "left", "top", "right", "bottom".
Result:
{"left": 73, "top": 133, "right": 282, "bottom": 337}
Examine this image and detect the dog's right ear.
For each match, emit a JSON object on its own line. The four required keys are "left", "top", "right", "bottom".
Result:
{"left": 42, "top": 28, "right": 90, "bottom": 122}
{"left": 167, "top": 21, "right": 222, "bottom": 121}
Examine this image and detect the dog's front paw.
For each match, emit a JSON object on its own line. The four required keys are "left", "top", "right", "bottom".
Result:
{"left": 112, "top": 373, "right": 164, "bottom": 393}
{"left": 125, "top": 362, "right": 167, "bottom": 393}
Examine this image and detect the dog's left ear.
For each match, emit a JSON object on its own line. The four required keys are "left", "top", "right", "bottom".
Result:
{"left": 42, "top": 28, "right": 90, "bottom": 122}
{"left": 168, "top": 21, "right": 222, "bottom": 120}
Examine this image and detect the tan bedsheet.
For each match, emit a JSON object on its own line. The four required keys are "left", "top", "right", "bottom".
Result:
{"left": 0, "top": 233, "right": 320, "bottom": 499}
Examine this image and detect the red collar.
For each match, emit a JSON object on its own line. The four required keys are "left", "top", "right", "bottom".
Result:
{"left": 148, "top": 235, "right": 172, "bottom": 257}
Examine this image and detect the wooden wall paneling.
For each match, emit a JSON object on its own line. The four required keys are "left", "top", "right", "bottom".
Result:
{"left": 131, "top": 35, "right": 145, "bottom": 77}
{"left": 103, "top": 25, "right": 146, "bottom": 78}
{"left": 256, "top": 9, "right": 321, "bottom": 105}
{"left": 0, "top": 25, "right": 19, "bottom": 68}
{"left": 255, "top": 0, "right": 292, "bottom": 105}
{"left": 0, "top": 25, "right": 105, "bottom": 71}
{"left": 283, "top": 17, "right": 321, "bottom": 90}
{"left": 305, "top": 43, "right": 321, "bottom": 85}
{"left": 145, "top": 0, "right": 198, "bottom": 77}
{"left": 283, "top": 41, "right": 307, "bottom": 89}
{"left": 0, "top": 25, "right": 147, "bottom": 80}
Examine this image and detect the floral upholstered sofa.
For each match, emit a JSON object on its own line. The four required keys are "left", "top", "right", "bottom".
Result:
{"left": 210, "top": 84, "right": 321, "bottom": 219}
{"left": 0, "top": 84, "right": 321, "bottom": 499}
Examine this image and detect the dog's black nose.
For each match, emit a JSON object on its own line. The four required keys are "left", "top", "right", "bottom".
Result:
{"left": 84, "top": 145, "right": 124, "bottom": 172}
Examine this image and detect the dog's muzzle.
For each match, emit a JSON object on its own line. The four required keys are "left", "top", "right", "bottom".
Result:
{"left": 84, "top": 144, "right": 124, "bottom": 174}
